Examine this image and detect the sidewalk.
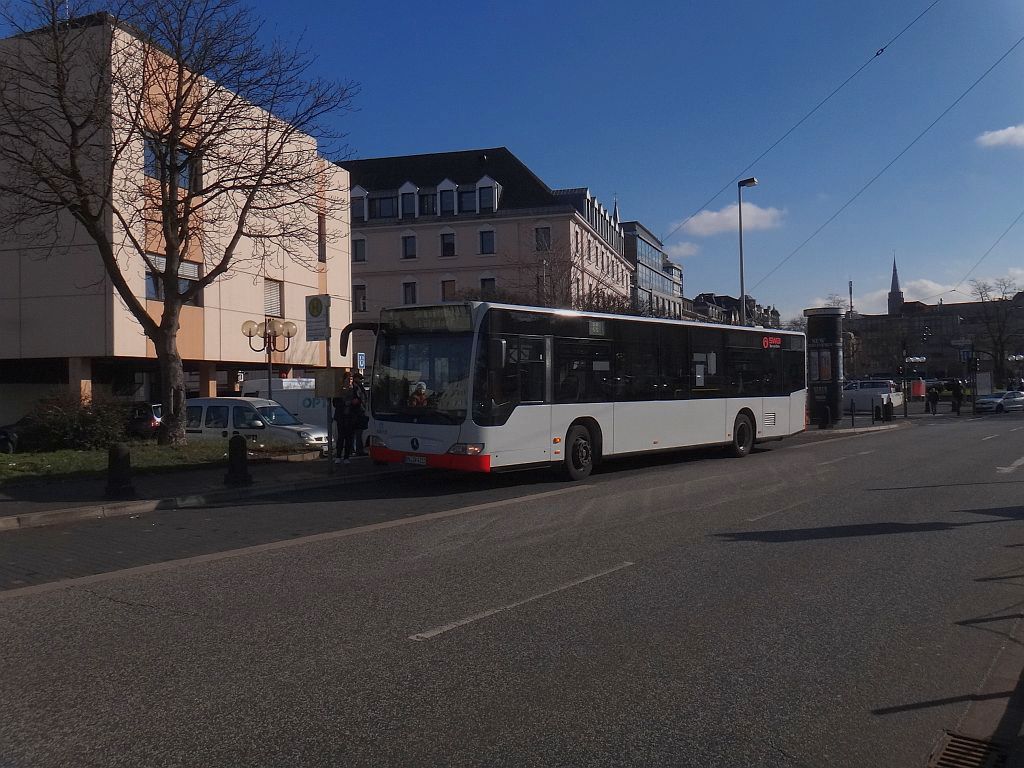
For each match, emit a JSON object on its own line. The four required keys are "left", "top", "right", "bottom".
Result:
{"left": 0, "top": 454, "right": 415, "bottom": 532}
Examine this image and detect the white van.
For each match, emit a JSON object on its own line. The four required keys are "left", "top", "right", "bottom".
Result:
{"left": 239, "top": 378, "right": 332, "bottom": 432}
{"left": 184, "top": 397, "right": 329, "bottom": 453}
{"left": 841, "top": 380, "right": 904, "bottom": 413}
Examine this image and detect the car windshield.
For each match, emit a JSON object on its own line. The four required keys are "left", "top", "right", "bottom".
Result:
{"left": 257, "top": 405, "right": 302, "bottom": 426}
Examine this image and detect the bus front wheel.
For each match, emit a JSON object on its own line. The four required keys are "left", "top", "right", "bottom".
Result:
{"left": 728, "top": 413, "right": 754, "bottom": 458}
{"left": 562, "top": 425, "right": 594, "bottom": 481}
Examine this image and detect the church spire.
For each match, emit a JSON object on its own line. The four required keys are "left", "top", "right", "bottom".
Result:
{"left": 887, "top": 255, "right": 904, "bottom": 316}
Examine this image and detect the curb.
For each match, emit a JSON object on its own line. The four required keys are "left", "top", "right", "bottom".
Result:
{"left": 798, "top": 421, "right": 908, "bottom": 439}
{"left": 0, "top": 465, "right": 414, "bottom": 532}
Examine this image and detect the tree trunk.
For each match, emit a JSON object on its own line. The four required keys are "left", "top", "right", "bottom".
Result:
{"left": 153, "top": 328, "right": 187, "bottom": 446}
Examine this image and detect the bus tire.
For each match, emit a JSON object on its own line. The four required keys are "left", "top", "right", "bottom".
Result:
{"left": 562, "top": 425, "right": 594, "bottom": 481}
{"left": 728, "top": 413, "right": 754, "bottom": 458}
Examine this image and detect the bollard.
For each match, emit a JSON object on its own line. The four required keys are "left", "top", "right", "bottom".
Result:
{"left": 884, "top": 401, "right": 893, "bottom": 421}
{"left": 871, "top": 398, "right": 876, "bottom": 425}
{"left": 224, "top": 434, "right": 252, "bottom": 487}
{"left": 105, "top": 442, "right": 136, "bottom": 499}
{"left": 819, "top": 405, "right": 832, "bottom": 429}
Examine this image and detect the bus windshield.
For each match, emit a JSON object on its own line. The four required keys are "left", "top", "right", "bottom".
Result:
{"left": 371, "top": 328, "right": 473, "bottom": 425}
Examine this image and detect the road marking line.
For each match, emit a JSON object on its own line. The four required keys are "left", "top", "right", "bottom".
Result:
{"left": 997, "top": 457, "right": 1024, "bottom": 475}
{"left": 0, "top": 485, "right": 595, "bottom": 601}
{"left": 983, "top": 435, "right": 1000, "bottom": 441}
{"left": 1012, "top": 427, "right": 1023, "bottom": 433}
{"left": 408, "top": 561, "right": 634, "bottom": 641}
{"left": 816, "top": 449, "right": 873, "bottom": 466}
{"left": 747, "top": 500, "right": 807, "bottom": 522}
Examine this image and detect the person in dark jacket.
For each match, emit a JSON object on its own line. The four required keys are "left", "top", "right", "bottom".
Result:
{"left": 333, "top": 377, "right": 363, "bottom": 464}
{"left": 951, "top": 379, "right": 964, "bottom": 416}
{"left": 927, "top": 385, "right": 940, "bottom": 415}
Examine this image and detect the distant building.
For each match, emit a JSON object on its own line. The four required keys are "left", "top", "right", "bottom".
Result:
{"left": 845, "top": 259, "right": 1024, "bottom": 383}
{"left": 620, "top": 221, "right": 688, "bottom": 318}
{"left": 693, "top": 294, "right": 781, "bottom": 328}
{"left": 338, "top": 147, "right": 632, "bottom": 361}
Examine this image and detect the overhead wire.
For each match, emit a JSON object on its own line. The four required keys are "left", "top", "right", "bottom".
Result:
{"left": 660, "top": 0, "right": 942, "bottom": 247}
{"left": 751, "top": 29, "right": 1024, "bottom": 293}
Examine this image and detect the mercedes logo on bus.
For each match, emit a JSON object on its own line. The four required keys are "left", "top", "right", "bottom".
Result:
{"left": 411, "top": 438, "right": 420, "bottom": 450}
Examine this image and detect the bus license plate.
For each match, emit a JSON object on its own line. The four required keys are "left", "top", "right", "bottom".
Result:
{"left": 405, "top": 455, "right": 427, "bottom": 465}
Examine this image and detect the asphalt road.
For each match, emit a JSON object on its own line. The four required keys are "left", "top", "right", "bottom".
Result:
{"left": 2, "top": 412, "right": 1024, "bottom": 767}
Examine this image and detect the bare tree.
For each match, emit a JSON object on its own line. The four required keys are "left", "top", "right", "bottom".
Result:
{"left": 0, "top": 0, "right": 356, "bottom": 442}
{"left": 969, "top": 277, "right": 1022, "bottom": 385}
{"left": 825, "top": 293, "right": 848, "bottom": 309}
{"left": 781, "top": 317, "right": 806, "bottom": 333}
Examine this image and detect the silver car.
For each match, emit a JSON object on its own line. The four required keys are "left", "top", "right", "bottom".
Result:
{"left": 975, "top": 391, "right": 1024, "bottom": 413}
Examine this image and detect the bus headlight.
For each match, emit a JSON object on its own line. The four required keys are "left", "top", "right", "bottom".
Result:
{"left": 448, "top": 443, "right": 484, "bottom": 455}
{"left": 369, "top": 435, "right": 388, "bottom": 448}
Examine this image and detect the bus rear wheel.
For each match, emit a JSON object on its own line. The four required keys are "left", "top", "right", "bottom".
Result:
{"left": 562, "top": 425, "right": 594, "bottom": 481}
{"left": 728, "top": 413, "right": 754, "bottom": 458}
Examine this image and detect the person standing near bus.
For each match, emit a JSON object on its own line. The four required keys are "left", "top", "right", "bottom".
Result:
{"left": 333, "top": 376, "right": 361, "bottom": 464}
{"left": 951, "top": 379, "right": 964, "bottom": 416}
{"left": 351, "top": 374, "right": 368, "bottom": 457}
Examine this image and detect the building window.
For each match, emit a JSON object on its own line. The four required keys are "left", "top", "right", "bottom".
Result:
{"left": 479, "top": 230, "right": 495, "bottom": 255}
{"left": 264, "top": 278, "right": 283, "bottom": 317}
{"left": 479, "top": 186, "right": 494, "bottom": 213}
{"left": 458, "top": 189, "right": 476, "bottom": 214}
{"left": 368, "top": 196, "right": 398, "bottom": 218}
{"left": 351, "top": 196, "right": 365, "bottom": 219}
{"left": 480, "top": 278, "right": 496, "bottom": 298}
{"left": 419, "top": 193, "right": 436, "bottom": 215}
{"left": 145, "top": 256, "right": 203, "bottom": 306}
{"left": 402, "top": 281, "right": 417, "bottom": 305}
{"left": 402, "top": 235, "right": 417, "bottom": 259}
{"left": 144, "top": 135, "right": 200, "bottom": 192}
{"left": 401, "top": 193, "right": 416, "bottom": 218}
{"left": 353, "top": 284, "right": 366, "bottom": 313}
{"left": 317, "top": 212, "right": 327, "bottom": 263}
{"left": 439, "top": 189, "right": 455, "bottom": 215}
{"left": 440, "top": 233, "right": 456, "bottom": 258}
{"left": 535, "top": 226, "right": 551, "bottom": 251}
{"left": 352, "top": 239, "right": 366, "bottom": 263}
{"left": 441, "top": 279, "right": 456, "bottom": 301}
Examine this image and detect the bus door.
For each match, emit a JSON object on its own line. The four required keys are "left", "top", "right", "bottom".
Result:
{"left": 489, "top": 334, "right": 550, "bottom": 466}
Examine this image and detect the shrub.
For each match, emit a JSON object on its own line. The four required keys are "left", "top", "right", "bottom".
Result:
{"left": 17, "top": 395, "right": 132, "bottom": 452}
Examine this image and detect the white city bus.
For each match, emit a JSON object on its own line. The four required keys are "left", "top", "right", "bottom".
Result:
{"left": 348, "top": 302, "right": 806, "bottom": 480}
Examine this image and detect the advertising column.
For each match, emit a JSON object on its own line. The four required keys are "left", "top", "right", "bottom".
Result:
{"left": 804, "top": 307, "right": 844, "bottom": 427}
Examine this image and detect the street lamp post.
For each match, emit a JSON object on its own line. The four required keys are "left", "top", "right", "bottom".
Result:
{"left": 241, "top": 318, "right": 297, "bottom": 403}
{"left": 737, "top": 177, "right": 758, "bottom": 326}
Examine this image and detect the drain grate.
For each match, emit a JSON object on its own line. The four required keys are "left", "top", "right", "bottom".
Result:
{"left": 927, "top": 732, "right": 1008, "bottom": 768}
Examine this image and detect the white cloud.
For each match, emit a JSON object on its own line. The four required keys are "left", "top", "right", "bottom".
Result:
{"left": 679, "top": 202, "right": 785, "bottom": 237}
{"left": 665, "top": 241, "right": 699, "bottom": 259}
{"left": 976, "top": 124, "right": 1024, "bottom": 148}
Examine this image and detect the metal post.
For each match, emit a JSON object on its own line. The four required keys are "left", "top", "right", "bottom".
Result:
{"left": 738, "top": 185, "right": 746, "bottom": 327}
{"left": 850, "top": 399, "right": 855, "bottom": 428}
{"left": 326, "top": 323, "right": 333, "bottom": 473}
{"left": 266, "top": 332, "right": 274, "bottom": 404}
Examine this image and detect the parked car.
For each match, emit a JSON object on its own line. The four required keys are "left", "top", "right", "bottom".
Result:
{"left": 126, "top": 403, "right": 162, "bottom": 439}
{"left": 974, "top": 391, "right": 1024, "bottom": 414}
{"left": 184, "top": 397, "right": 329, "bottom": 453}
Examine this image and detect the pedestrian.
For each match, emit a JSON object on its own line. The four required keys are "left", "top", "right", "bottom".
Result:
{"left": 951, "top": 379, "right": 963, "bottom": 416}
{"left": 927, "top": 385, "right": 940, "bottom": 415}
{"left": 351, "top": 374, "right": 368, "bottom": 457}
{"left": 332, "top": 376, "right": 361, "bottom": 465}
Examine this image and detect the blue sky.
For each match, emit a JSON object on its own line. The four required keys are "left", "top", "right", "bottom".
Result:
{"left": 79, "top": 1, "right": 1024, "bottom": 318}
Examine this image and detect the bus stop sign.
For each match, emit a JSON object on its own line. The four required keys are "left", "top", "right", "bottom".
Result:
{"left": 357, "top": 351, "right": 366, "bottom": 372}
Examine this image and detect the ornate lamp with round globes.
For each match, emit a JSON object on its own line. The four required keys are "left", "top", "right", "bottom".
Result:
{"left": 241, "top": 318, "right": 298, "bottom": 402}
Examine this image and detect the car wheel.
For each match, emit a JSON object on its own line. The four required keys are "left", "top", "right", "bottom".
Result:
{"left": 996, "top": 404, "right": 1004, "bottom": 413}
{"left": 728, "top": 413, "right": 754, "bottom": 458}
{"left": 562, "top": 425, "right": 594, "bottom": 481}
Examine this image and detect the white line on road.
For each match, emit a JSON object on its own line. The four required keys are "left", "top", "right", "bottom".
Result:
{"left": 997, "top": 457, "right": 1024, "bottom": 475}
{"left": 0, "top": 485, "right": 596, "bottom": 601}
{"left": 982, "top": 435, "right": 1000, "bottom": 441}
{"left": 815, "top": 449, "right": 876, "bottom": 467}
{"left": 1012, "top": 427, "right": 1023, "bottom": 433}
{"left": 408, "top": 561, "right": 634, "bottom": 641}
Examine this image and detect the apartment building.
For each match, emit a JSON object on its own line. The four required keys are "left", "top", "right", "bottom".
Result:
{"left": 0, "top": 15, "right": 350, "bottom": 423}
{"left": 338, "top": 147, "right": 632, "bottom": 361}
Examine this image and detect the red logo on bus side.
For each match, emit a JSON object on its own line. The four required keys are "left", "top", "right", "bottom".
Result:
{"left": 763, "top": 336, "right": 782, "bottom": 349}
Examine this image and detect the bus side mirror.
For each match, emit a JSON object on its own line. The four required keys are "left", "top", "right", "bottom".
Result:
{"left": 489, "top": 338, "right": 507, "bottom": 373}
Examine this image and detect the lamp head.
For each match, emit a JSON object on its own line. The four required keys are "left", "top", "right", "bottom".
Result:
{"left": 241, "top": 320, "right": 258, "bottom": 338}
{"left": 738, "top": 177, "right": 758, "bottom": 188}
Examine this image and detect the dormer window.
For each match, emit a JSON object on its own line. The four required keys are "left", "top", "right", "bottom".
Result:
{"left": 401, "top": 193, "right": 416, "bottom": 217}
{"left": 439, "top": 190, "right": 455, "bottom": 215}
{"left": 479, "top": 186, "right": 494, "bottom": 213}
